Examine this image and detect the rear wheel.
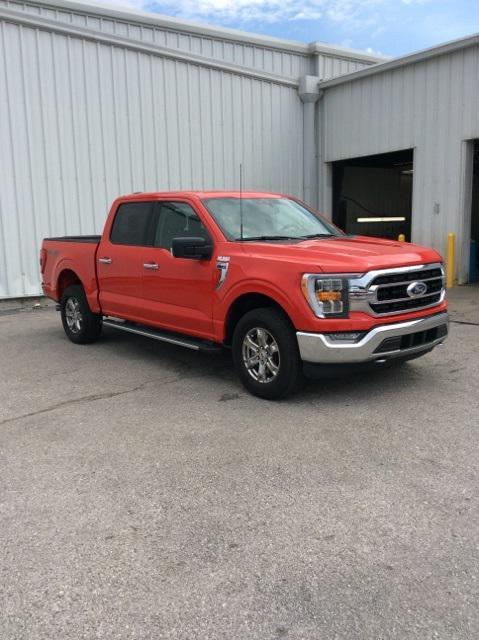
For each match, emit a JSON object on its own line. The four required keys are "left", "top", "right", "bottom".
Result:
{"left": 60, "top": 284, "right": 102, "bottom": 344}
{"left": 232, "top": 307, "right": 303, "bottom": 399}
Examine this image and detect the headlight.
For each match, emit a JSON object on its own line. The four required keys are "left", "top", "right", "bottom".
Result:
{"left": 301, "top": 275, "right": 349, "bottom": 318}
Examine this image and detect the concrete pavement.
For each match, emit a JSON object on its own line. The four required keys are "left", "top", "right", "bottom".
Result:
{"left": 1, "top": 288, "right": 478, "bottom": 639}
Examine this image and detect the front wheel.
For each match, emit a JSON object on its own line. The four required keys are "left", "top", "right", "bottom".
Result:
{"left": 232, "top": 307, "right": 303, "bottom": 399}
{"left": 60, "top": 284, "right": 102, "bottom": 344}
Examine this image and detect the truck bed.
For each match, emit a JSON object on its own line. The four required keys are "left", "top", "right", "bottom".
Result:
{"left": 44, "top": 235, "right": 101, "bottom": 244}
{"left": 41, "top": 236, "right": 100, "bottom": 310}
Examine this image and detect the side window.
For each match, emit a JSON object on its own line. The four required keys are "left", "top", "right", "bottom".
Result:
{"left": 154, "top": 202, "right": 209, "bottom": 250}
{"left": 110, "top": 202, "right": 155, "bottom": 246}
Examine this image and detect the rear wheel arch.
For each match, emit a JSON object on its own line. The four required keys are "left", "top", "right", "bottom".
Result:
{"left": 60, "top": 284, "right": 102, "bottom": 344}
{"left": 57, "top": 268, "right": 82, "bottom": 300}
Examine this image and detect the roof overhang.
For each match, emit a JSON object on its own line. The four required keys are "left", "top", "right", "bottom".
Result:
{"left": 24, "top": 0, "right": 385, "bottom": 62}
{"left": 320, "top": 31, "right": 479, "bottom": 89}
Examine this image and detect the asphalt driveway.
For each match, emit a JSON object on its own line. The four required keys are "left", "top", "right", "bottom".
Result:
{"left": 1, "top": 288, "right": 478, "bottom": 639}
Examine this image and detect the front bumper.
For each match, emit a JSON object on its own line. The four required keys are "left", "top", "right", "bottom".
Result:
{"left": 297, "top": 312, "right": 449, "bottom": 364}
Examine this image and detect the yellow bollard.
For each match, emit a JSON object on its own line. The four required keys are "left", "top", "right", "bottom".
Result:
{"left": 446, "top": 233, "right": 455, "bottom": 289}
{"left": 398, "top": 234, "right": 406, "bottom": 242}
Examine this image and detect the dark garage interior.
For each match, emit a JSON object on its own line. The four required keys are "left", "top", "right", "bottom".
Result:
{"left": 332, "top": 149, "right": 414, "bottom": 241}
{"left": 469, "top": 141, "right": 479, "bottom": 282}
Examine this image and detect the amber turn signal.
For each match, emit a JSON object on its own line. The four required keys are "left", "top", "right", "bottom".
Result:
{"left": 316, "top": 290, "right": 342, "bottom": 302}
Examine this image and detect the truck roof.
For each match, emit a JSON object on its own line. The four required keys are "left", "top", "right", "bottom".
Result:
{"left": 118, "top": 191, "right": 285, "bottom": 200}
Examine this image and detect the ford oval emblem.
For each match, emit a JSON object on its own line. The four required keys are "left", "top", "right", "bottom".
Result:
{"left": 407, "top": 281, "right": 428, "bottom": 298}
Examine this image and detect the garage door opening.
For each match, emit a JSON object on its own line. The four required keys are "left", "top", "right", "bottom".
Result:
{"left": 469, "top": 141, "right": 479, "bottom": 282}
{"left": 332, "top": 149, "right": 414, "bottom": 241}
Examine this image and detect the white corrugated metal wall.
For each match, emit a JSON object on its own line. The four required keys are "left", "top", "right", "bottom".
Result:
{"left": 0, "top": 0, "right": 377, "bottom": 298}
{"left": 319, "top": 44, "right": 479, "bottom": 283}
{"left": 4, "top": 0, "right": 375, "bottom": 80}
{"left": 3, "top": 0, "right": 312, "bottom": 78}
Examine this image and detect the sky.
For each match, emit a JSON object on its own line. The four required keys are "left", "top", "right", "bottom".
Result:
{"left": 97, "top": 0, "right": 479, "bottom": 57}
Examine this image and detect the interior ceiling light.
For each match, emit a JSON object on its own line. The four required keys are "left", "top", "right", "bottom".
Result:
{"left": 357, "top": 217, "right": 407, "bottom": 223}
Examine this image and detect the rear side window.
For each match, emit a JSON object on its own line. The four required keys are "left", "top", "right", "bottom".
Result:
{"left": 110, "top": 202, "right": 155, "bottom": 246}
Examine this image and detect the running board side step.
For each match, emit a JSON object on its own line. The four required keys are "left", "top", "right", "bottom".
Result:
{"left": 102, "top": 318, "right": 222, "bottom": 353}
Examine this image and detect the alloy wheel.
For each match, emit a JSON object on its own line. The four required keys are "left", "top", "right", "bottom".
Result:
{"left": 242, "top": 327, "right": 280, "bottom": 383}
{"left": 65, "top": 297, "right": 83, "bottom": 334}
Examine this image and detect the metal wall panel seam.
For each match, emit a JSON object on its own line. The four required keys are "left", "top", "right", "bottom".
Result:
{"left": 51, "top": 30, "right": 68, "bottom": 234}
{"left": 185, "top": 64, "right": 194, "bottom": 189}
{"left": 65, "top": 33, "right": 81, "bottom": 233}
{"left": 19, "top": 25, "right": 41, "bottom": 292}
{"left": 95, "top": 41, "right": 108, "bottom": 208}
{"left": 2, "top": 21, "right": 27, "bottom": 295}
{"left": 147, "top": 54, "right": 160, "bottom": 189}
{"left": 109, "top": 44, "right": 121, "bottom": 195}
{"left": 160, "top": 56, "right": 171, "bottom": 190}
{"left": 35, "top": 28, "right": 55, "bottom": 236}
{"left": 136, "top": 52, "right": 147, "bottom": 188}
{"left": 219, "top": 70, "right": 226, "bottom": 188}
{"left": 80, "top": 38, "right": 97, "bottom": 231}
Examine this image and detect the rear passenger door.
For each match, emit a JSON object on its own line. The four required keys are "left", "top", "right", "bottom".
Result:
{"left": 140, "top": 200, "right": 215, "bottom": 339}
{"left": 97, "top": 201, "right": 157, "bottom": 320}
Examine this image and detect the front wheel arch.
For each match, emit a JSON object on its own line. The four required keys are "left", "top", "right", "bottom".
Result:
{"left": 232, "top": 306, "right": 303, "bottom": 399}
{"left": 224, "top": 292, "right": 295, "bottom": 346}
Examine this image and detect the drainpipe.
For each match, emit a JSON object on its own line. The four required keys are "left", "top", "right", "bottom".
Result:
{"left": 298, "top": 75, "right": 322, "bottom": 207}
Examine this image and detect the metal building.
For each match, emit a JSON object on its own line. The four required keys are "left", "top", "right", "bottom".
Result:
{"left": 2, "top": 0, "right": 478, "bottom": 298}
{"left": 317, "top": 35, "right": 479, "bottom": 284}
{"left": 0, "top": 0, "right": 379, "bottom": 298}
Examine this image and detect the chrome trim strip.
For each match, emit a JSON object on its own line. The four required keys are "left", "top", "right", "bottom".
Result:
{"left": 216, "top": 257, "right": 230, "bottom": 290}
{"left": 373, "top": 275, "right": 443, "bottom": 289}
{"left": 366, "top": 290, "right": 446, "bottom": 316}
{"left": 297, "top": 312, "right": 449, "bottom": 364}
{"left": 354, "top": 262, "right": 443, "bottom": 281}
{"left": 372, "top": 290, "right": 443, "bottom": 304}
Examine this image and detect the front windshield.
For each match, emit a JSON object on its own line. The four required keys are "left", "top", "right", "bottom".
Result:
{"left": 201, "top": 197, "right": 341, "bottom": 241}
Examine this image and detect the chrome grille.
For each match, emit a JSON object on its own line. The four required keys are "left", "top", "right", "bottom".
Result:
{"left": 348, "top": 263, "right": 446, "bottom": 317}
{"left": 369, "top": 265, "right": 445, "bottom": 315}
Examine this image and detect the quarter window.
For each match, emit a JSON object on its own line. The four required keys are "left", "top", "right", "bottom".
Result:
{"left": 110, "top": 202, "right": 155, "bottom": 246}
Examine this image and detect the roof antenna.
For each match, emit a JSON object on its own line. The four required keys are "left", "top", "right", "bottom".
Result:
{"left": 239, "top": 163, "right": 244, "bottom": 241}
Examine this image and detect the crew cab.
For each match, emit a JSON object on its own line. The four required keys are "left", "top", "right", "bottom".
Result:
{"left": 40, "top": 191, "right": 448, "bottom": 399}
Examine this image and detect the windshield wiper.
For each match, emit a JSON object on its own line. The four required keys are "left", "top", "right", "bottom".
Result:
{"left": 234, "top": 235, "right": 299, "bottom": 242}
{"left": 299, "top": 233, "right": 334, "bottom": 239}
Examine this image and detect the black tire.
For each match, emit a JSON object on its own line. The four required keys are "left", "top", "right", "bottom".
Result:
{"left": 60, "top": 284, "right": 102, "bottom": 344}
{"left": 232, "top": 307, "right": 303, "bottom": 399}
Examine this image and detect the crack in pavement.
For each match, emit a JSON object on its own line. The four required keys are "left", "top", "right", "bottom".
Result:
{"left": 451, "top": 320, "right": 479, "bottom": 327}
{"left": 0, "top": 374, "right": 184, "bottom": 427}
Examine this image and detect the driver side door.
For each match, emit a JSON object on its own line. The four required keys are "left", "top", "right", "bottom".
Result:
{"left": 140, "top": 200, "right": 216, "bottom": 340}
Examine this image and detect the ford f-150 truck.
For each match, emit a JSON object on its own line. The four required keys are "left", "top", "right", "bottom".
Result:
{"left": 41, "top": 191, "right": 448, "bottom": 399}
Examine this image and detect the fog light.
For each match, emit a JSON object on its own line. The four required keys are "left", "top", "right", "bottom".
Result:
{"left": 328, "top": 332, "right": 364, "bottom": 342}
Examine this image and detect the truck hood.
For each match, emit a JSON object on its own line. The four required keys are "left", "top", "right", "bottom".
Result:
{"left": 241, "top": 235, "right": 443, "bottom": 273}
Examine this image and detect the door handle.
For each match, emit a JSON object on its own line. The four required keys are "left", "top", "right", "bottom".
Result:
{"left": 98, "top": 257, "right": 112, "bottom": 264}
{"left": 143, "top": 262, "right": 159, "bottom": 270}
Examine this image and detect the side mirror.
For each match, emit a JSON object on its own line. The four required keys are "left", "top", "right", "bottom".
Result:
{"left": 172, "top": 237, "right": 213, "bottom": 260}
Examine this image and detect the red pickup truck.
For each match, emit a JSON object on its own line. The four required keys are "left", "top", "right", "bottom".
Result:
{"left": 41, "top": 191, "right": 448, "bottom": 399}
